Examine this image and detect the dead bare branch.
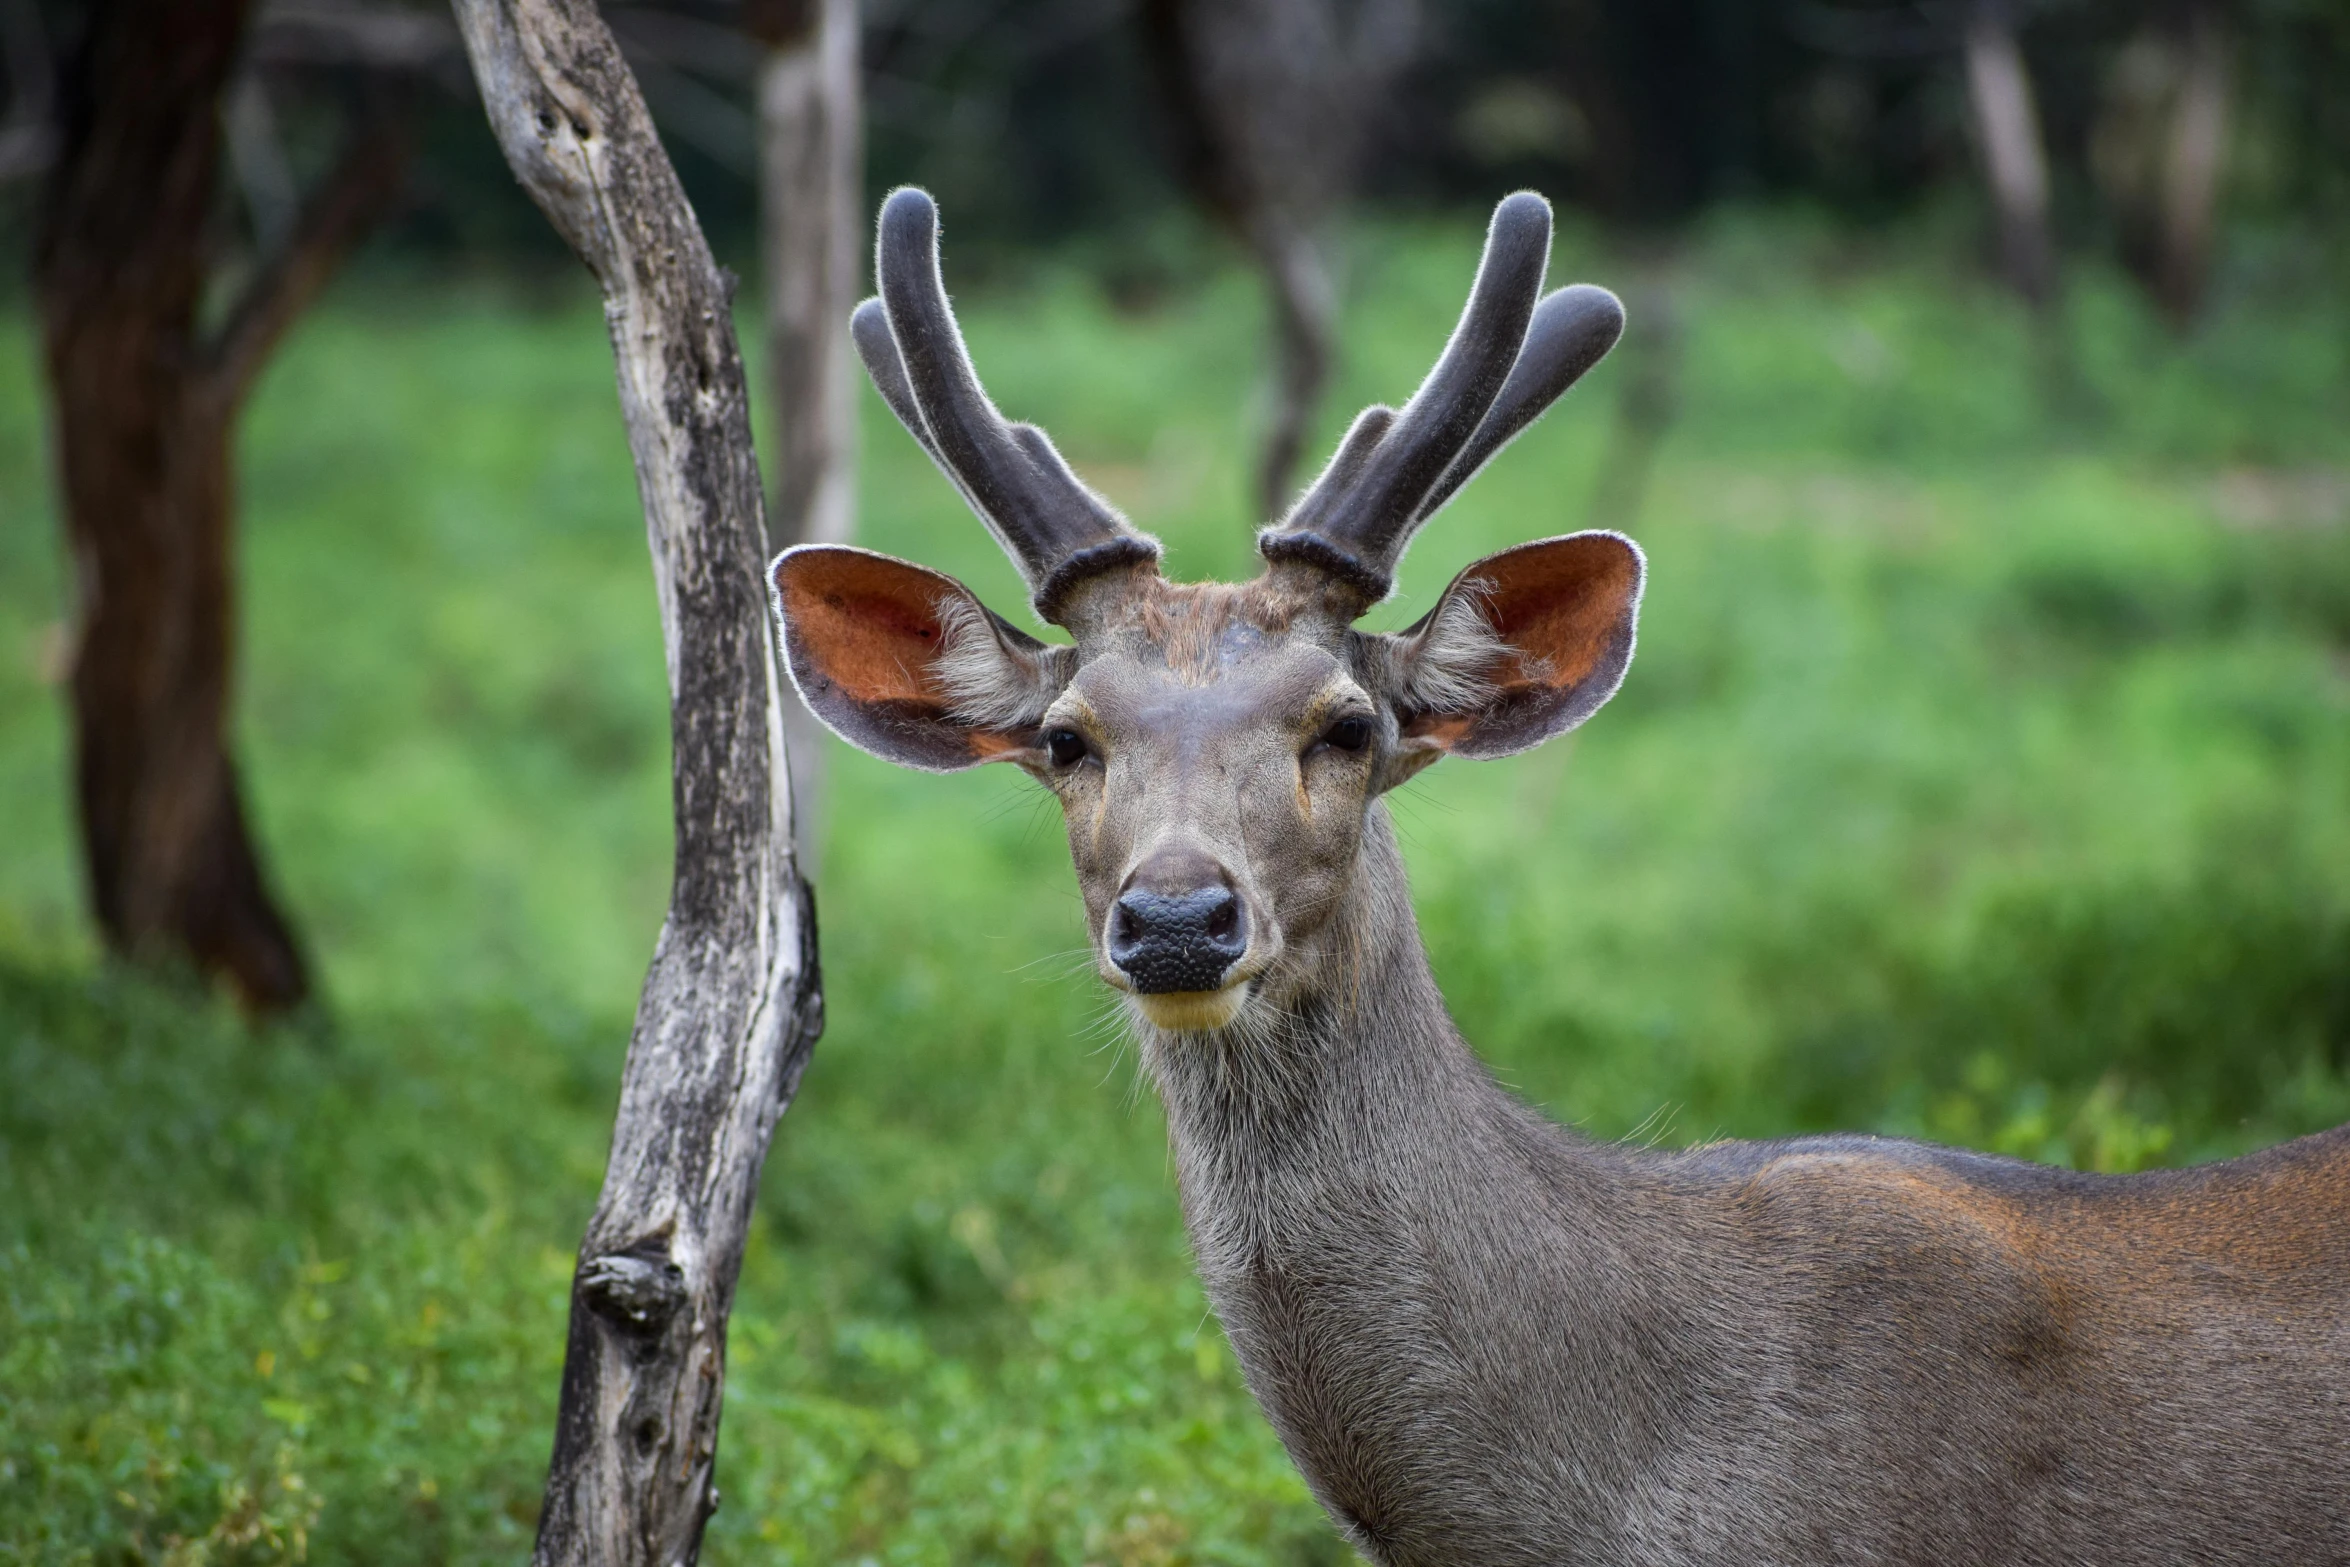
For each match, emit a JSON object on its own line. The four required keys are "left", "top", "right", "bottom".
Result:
{"left": 449, "top": 1, "right": 822, "bottom": 1561}
{"left": 204, "top": 101, "right": 412, "bottom": 413}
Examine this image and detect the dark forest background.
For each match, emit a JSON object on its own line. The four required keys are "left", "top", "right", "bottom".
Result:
{"left": 10, "top": 0, "right": 2350, "bottom": 277}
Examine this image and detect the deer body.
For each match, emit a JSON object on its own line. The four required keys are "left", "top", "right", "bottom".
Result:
{"left": 1156, "top": 812, "right": 2350, "bottom": 1567}
{"left": 774, "top": 187, "right": 2350, "bottom": 1563}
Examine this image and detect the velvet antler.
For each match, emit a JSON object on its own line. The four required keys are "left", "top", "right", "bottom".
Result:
{"left": 855, "top": 187, "right": 1161, "bottom": 624}
{"left": 1257, "top": 192, "right": 1624, "bottom": 609}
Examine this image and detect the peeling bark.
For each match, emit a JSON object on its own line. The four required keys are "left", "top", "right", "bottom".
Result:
{"left": 450, "top": 3, "right": 822, "bottom": 1563}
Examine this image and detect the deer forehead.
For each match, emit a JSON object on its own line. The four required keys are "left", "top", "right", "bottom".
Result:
{"left": 1064, "top": 588, "right": 1360, "bottom": 741}
{"left": 1080, "top": 575, "right": 1337, "bottom": 676}
{"left": 1070, "top": 645, "right": 1357, "bottom": 743}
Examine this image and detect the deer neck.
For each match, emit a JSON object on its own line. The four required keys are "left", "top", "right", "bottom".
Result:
{"left": 1136, "top": 805, "right": 1614, "bottom": 1264}
{"left": 1133, "top": 806, "right": 1663, "bottom": 1561}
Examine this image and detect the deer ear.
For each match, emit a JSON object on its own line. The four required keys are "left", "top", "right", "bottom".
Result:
{"left": 1390, "top": 532, "right": 1644, "bottom": 764}
{"left": 770, "top": 545, "right": 1067, "bottom": 772}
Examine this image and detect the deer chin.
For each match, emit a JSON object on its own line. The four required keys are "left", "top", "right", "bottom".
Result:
{"left": 1131, "top": 982, "right": 1251, "bottom": 1033}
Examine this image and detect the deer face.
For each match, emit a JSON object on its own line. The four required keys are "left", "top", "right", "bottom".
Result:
{"left": 772, "top": 189, "right": 1643, "bottom": 1033}
{"left": 1031, "top": 586, "right": 1368, "bottom": 1030}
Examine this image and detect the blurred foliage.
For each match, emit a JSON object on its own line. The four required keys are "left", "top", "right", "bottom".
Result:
{"left": 4, "top": 210, "right": 2350, "bottom": 1560}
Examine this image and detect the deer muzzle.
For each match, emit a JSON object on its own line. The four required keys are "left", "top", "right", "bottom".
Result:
{"left": 1109, "top": 885, "right": 1249, "bottom": 994}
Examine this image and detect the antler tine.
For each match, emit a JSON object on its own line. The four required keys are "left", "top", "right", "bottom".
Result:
{"left": 1299, "top": 404, "right": 1399, "bottom": 514}
{"left": 869, "top": 187, "right": 1160, "bottom": 622}
{"left": 1259, "top": 191, "right": 1553, "bottom": 606}
{"left": 851, "top": 297, "right": 943, "bottom": 470}
{"left": 1411, "top": 283, "right": 1624, "bottom": 525}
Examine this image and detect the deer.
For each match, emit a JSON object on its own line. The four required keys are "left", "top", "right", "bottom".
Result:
{"left": 768, "top": 187, "right": 2350, "bottom": 1567}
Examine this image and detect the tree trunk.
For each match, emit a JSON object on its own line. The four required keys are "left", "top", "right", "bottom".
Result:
{"left": 451, "top": 3, "right": 822, "bottom": 1563}
{"left": 748, "top": 0, "right": 860, "bottom": 862}
{"left": 1961, "top": 0, "right": 2057, "bottom": 311}
{"left": 36, "top": 0, "right": 398, "bottom": 1014}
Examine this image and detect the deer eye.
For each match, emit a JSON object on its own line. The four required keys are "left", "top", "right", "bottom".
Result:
{"left": 1319, "top": 715, "right": 1373, "bottom": 754}
{"left": 1044, "top": 728, "right": 1088, "bottom": 767}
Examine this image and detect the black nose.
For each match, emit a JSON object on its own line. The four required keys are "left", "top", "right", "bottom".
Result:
{"left": 1109, "top": 885, "right": 1247, "bottom": 994}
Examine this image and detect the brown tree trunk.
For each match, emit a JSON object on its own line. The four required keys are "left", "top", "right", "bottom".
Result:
{"left": 36, "top": 0, "right": 303, "bottom": 1010}
{"left": 453, "top": 2, "right": 822, "bottom": 1561}
{"left": 35, "top": 0, "right": 409, "bottom": 1014}
{"left": 749, "top": 0, "right": 860, "bottom": 862}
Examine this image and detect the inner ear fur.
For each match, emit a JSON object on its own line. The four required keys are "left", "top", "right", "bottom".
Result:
{"left": 1392, "top": 531, "right": 1645, "bottom": 761}
{"left": 771, "top": 544, "right": 1064, "bottom": 772}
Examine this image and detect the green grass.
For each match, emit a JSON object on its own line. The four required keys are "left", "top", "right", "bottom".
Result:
{"left": 4, "top": 211, "right": 2350, "bottom": 1563}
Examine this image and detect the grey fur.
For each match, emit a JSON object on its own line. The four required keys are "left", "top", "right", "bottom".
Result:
{"left": 931, "top": 592, "right": 1064, "bottom": 729}
{"left": 1392, "top": 579, "right": 1507, "bottom": 714}
{"left": 1142, "top": 814, "right": 2350, "bottom": 1566}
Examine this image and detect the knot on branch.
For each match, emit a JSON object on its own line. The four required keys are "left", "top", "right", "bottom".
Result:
{"left": 580, "top": 1244, "right": 688, "bottom": 1336}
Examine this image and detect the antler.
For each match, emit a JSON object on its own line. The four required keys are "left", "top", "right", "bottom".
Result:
{"left": 1257, "top": 192, "right": 1624, "bottom": 609}
{"left": 855, "top": 187, "right": 1161, "bottom": 624}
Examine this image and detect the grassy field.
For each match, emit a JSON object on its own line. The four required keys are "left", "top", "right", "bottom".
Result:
{"left": 4, "top": 210, "right": 2350, "bottom": 1563}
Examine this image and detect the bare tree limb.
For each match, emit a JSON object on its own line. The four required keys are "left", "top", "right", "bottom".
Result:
{"left": 450, "top": 1, "right": 822, "bottom": 1562}
{"left": 36, "top": 0, "right": 428, "bottom": 1014}
{"left": 204, "top": 99, "right": 412, "bottom": 414}
{"left": 1251, "top": 214, "right": 1336, "bottom": 527}
{"left": 752, "top": 0, "right": 859, "bottom": 558}
{"left": 224, "top": 72, "right": 300, "bottom": 254}
{"left": 36, "top": 0, "right": 327, "bottom": 1014}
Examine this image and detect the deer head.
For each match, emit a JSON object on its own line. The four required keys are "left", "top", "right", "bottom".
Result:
{"left": 772, "top": 188, "right": 1641, "bottom": 1033}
